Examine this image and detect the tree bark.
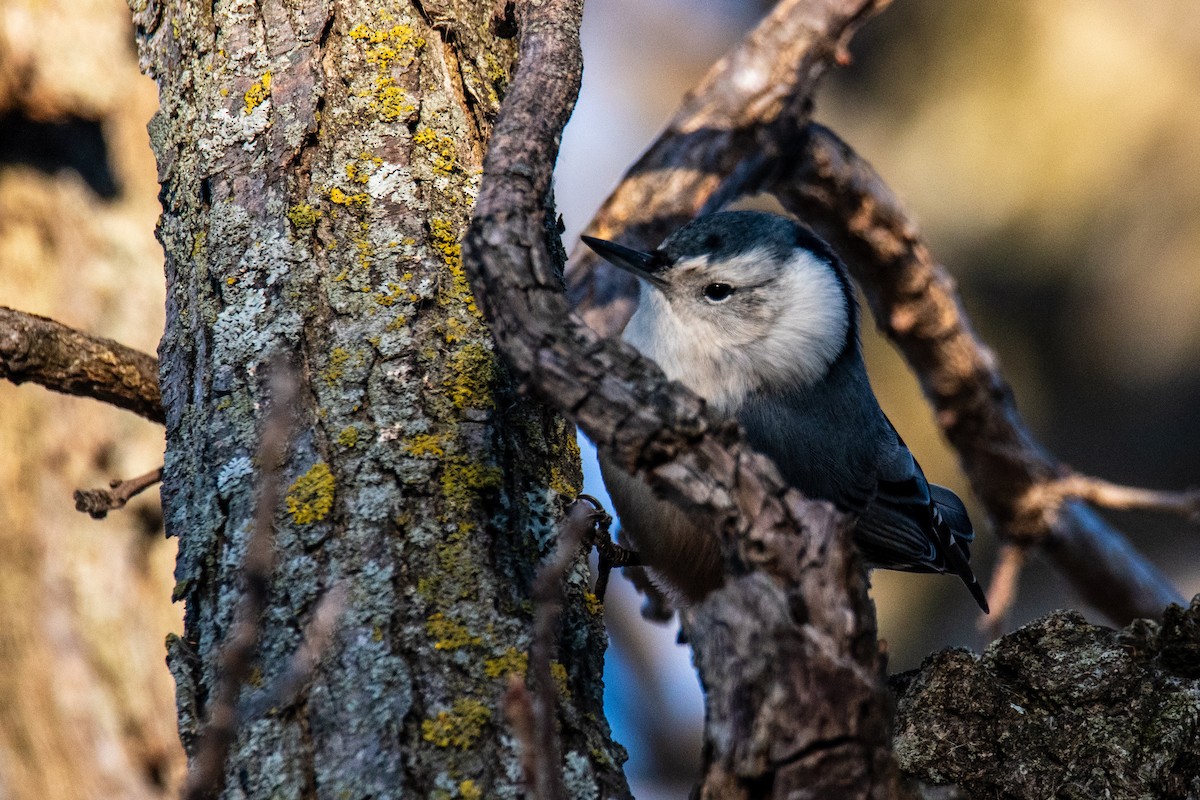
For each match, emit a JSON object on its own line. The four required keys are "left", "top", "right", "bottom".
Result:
{"left": 134, "top": 0, "right": 627, "bottom": 796}
{"left": 894, "top": 598, "right": 1200, "bottom": 799}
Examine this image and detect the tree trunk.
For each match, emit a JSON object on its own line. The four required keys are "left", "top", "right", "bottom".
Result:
{"left": 133, "top": 0, "right": 628, "bottom": 795}
{"left": 0, "top": 0, "right": 182, "bottom": 795}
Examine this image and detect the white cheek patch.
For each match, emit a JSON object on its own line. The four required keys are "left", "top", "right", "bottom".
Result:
{"left": 763, "top": 250, "right": 850, "bottom": 385}
{"left": 618, "top": 248, "right": 851, "bottom": 412}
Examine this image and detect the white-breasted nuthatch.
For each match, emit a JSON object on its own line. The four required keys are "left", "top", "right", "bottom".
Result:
{"left": 582, "top": 210, "right": 988, "bottom": 612}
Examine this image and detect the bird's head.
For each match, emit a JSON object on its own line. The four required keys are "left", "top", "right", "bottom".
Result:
{"left": 583, "top": 211, "right": 856, "bottom": 407}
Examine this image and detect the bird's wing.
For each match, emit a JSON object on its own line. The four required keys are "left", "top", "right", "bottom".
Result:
{"left": 857, "top": 420, "right": 988, "bottom": 610}
{"left": 852, "top": 427, "right": 945, "bottom": 572}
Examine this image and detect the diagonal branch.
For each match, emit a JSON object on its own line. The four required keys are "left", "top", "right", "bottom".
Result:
{"left": 565, "top": 0, "right": 889, "bottom": 339}
{"left": 0, "top": 306, "right": 164, "bottom": 423}
{"left": 771, "top": 123, "right": 1183, "bottom": 623}
{"left": 465, "top": 1, "right": 908, "bottom": 797}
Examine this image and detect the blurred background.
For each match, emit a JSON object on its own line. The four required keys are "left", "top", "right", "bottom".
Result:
{"left": 1, "top": 0, "right": 1198, "bottom": 798}
{"left": 556, "top": 1, "right": 1200, "bottom": 796}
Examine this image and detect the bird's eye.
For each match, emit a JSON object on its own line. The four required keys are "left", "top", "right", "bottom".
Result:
{"left": 702, "top": 283, "right": 735, "bottom": 302}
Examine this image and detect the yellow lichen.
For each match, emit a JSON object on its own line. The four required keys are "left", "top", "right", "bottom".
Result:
{"left": 583, "top": 591, "right": 603, "bottom": 617}
{"left": 440, "top": 458, "right": 502, "bottom": 515}
{"left": 428, "top": 218, "right": 480, "bottom": 316}
{"left": 337, "top": 426, "right": 359, "bottom": 448}
{"left": 375, "top": 282, "right": 406, "bottom": 307}
{"left": 287, "top": 203, "right": 322, "bottom": 229}
{"left": 243, "top": 71, "right": 272, "bottom": 114}
{"left": 447, "top": 342, "right": 497, "bottom": 409}
{"left": 483, "top": 647, "right": 528, "bottom": 679}
{"left": 329, "top": 187, "right": 370, "bottom": 207}
{"left": 459, "top": 780, "right": 482, "bottom": 800}
{"left": 550, "top": 661, "right": 570, "bottom": 698}
{"left": 377, "top": 77, "right": 415, "bottom": 121}
{"left": 413, "top": 127, "right": 458, "bottom": 175}
{"left": 404, "top": 434, "right": 445, "bottom": 458}
{"left": 421, "top": 698, "right": 491, "bottom": 749}
{"left": 286, "top": 463, "right": 335, "bottom": 525}
{"left": 425, "top": 612, "right": 482, "bottom": 650}
{"left": 322, "top": 347, "right": 352, "bottom": 386}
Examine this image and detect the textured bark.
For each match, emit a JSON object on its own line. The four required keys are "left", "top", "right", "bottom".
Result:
{"left": 134, "top": 0, "right": 626, "bottom": 796}
{"left": 894, "top": 598, "right": 1200, "bottom": 799}
{"left": 0, "top": 0, "right": 182, "bottom": 796}
{"left": 465, "top": 1, "right": 906, "bottom": 796}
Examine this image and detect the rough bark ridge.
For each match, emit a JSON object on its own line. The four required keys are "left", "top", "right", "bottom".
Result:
{"left": 133, "top": 0, "right": 626, "bottom": 795}
{"left": 894, "top": 598, "right": 1200, "bottom": 799}
{"left": 466, "top": 0, "right": 906, "bottom": 796}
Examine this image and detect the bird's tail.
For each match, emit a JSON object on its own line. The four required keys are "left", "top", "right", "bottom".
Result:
{"left": 930, "top": 485, "right": 989, "bottom": 613}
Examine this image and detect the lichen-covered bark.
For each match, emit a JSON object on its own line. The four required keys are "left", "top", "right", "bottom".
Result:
{"left": 132, "top": 0, "right": 627, "bottom": 795}
{"left": 894, "top": 599, "right": 1200, "bottom": 799}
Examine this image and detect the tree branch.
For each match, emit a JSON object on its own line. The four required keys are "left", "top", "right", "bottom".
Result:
{"left": 0, "top": 306, "right": 163, "bottom": 423}
{"left": 73, "top": 466, "right": 164, "bottom": 519}
{"left": 565, "top": 0, "right": 890, "bottom": 339}
{"left": 465, "top": 1, "right": 907, "bottom": 796}
{"left": 771, "top": 123, "right": 1184, "bottom": 623}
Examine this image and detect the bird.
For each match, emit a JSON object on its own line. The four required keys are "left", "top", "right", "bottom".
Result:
{"left": 581, "top": 210, "right": 988, "bottom": 612}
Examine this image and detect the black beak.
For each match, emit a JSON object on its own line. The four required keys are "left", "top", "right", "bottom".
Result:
{"left": 580, "top": 235, "right": 668, "bottom": 288}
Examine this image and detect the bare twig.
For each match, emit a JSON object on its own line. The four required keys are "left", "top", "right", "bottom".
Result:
{"left": 73, "top": 465, "right": 163, "bottom": 519}
{"left": 239, "top": 582, "right": 348, "bottom": 720}
{"left": 182, "top": 365, "right": 295, "bottom": 800}
{"left": 502, "top": 676, "right": 538, "bottom": 792}
{"left": 979, "top": 544, "right": 1028, "bottom": 640}
{"left": 0, "top": 306, "right": 163, "bottom": 423}
{"left": 526, "top": 499, "right": 596, "bottom": 800}
{"left": 1027, "top": 474, "right": 1200, "bottom": 523}
{"left": 565, "top": 0, "right": 889, "bottom": 338}
{"left": 464, "top": 0, "right": 907, "bottom": 795}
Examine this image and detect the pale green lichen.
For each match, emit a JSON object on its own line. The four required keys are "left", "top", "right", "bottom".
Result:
{"left": 286, "top": 463, "right": 335, "bottom": 524}
{"left": 421, "top": 698, "right": 491, "bottom": 749}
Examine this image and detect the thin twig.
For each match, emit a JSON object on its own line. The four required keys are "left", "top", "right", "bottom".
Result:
{"left": 527, "top": 499, "right": 596, "bottom": 800}
{"left": 73, "top": 465, "right": 164, "bottom": 519}
{"left": 181, "top": 365, "right": 295, "bottom": 800}
{"left": 0, "top": 306, "right": 163, "bottom": 423}
{"left": 1033, "top": 475, "right": 1200, "bottom": 523}
{"left": 239, "top": 582, "right": 348, "bottom": 720}
{"left": 979, "top": 544, "right": 1028, "bottom": 641}
{"left": 502, "top": 676, "right": 538, "bottom": 792}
